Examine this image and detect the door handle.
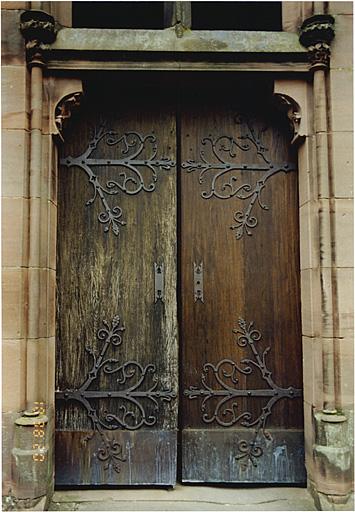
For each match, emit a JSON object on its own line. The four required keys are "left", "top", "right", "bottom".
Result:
{"left": 194, "top": 262, "right": 204, "bottom": 303}
{"left": 154, "top": 262, "right": 164, "bottom": 303}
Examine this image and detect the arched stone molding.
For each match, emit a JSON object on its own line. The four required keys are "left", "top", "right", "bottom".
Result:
{"left": 44, "top": 76, "right": 83, "bottom": 140}
{"left": 273, "top": 79, "right": 309, "bottom": 144}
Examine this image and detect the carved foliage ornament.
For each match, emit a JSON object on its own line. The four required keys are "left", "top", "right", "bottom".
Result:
{"left": 56, "top": 315, "right": 176, "bottom": 473}
{"left": 299, "top": 14, "right": 335, "bottom": 70}
{"left": 19, "top": 10, "right": 57, "bottom": 65}
{"left": 60, "top": 126, "right": 175, "bottom": 236}
{"left": 184, "top": 317, "right": 302, "bottom": 468}
{"left": 182, "top": 114, "right": 296, "bottom": 240}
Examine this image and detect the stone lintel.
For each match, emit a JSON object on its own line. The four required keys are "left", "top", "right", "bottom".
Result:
{"left": 51, "top": 27, "right": 307, "bottom": 55}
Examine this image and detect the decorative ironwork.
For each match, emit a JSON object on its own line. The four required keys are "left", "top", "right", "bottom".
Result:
{"left": 182, "top": 115, "right": 296, "bottom": 240}
{"left": 154, "top": 263, "right": 164, "bottom": 303}
{"left": 60, "top": 126, "right": 175, "bottom": 236}
{"left": 184, "top": 317, "right": 302, "bottom": 468}
{"left": 56, "top": 315, "right": 176, "bottom": 473}
{"left": 193, "top": 262, "right": 204, "bottom": 303}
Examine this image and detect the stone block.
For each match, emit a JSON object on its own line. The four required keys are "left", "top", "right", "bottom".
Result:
{"left": 303, "top": 401, "right": 315, "bottom": 475}
{"left": 331, "top": 15, "right": 353, "bottom": 69}
{"left": 2, "top": 268, "right": 27, "bottom": 340}
{"left": 335, "top": 268, "right": 354, "bottom": 337}
{"left": 312, "top": 411, "right": 353, "bottom": 496}
{"left": 299, "top": 200, "right": 320, "bottom": 271}
{"left": 330, "top": 131, "right": 353, "bottom": 199}
{"left": 337, "top": 338, "right": 354, "bottom": 408}
{"left": 2, "top": 65, "right": 30, "bottom": 130}
{"left": 27, "top": 199, "right": 57, "bottom": 270}
{"left": 27, "top": 268, "right": 56, "bottom": 339}
{"left": 329, "top": 2, "right": 353, "bottom": 15}
{"left": 319, "top": 267, "right": 335, "bottom": 338}
{"left": 329, "top": 70, "right": 353, "bottom": 133}
{"left": 2, "top": 197, "right": 29, "bottom": 268}
{"left": 41, "top": 134, "right": 58, "bottom": 204}
{"left": 333, "top": 199, "right": 354, "bottom": 268}
{"left": 298, "top": 135, "right": 317, "bottom": 206}
{"left": 2, "top": 129, "right": 30, "bottom": 198}
{"left": 302, "top": 336, "right": 323, "bottom": 408}
{"left": 301, "top": 268, "right": 322, "bottom": 338}
{"left": 2, "top": 411, "right": 22, "bottom": 497}
{"left": 1, "top": 9, "right": 26, "bottom": 65}
{"left": 26, "top": 337, "right": 55, "bottom": 406}
{"left": 12, "top": 412, "right": 50, "bottom": 499}
{"left": 2, "top": 339, "right": 26, "bottom": 412}
{"left": 1, "top": 2, "right": 30, "bottom": 8}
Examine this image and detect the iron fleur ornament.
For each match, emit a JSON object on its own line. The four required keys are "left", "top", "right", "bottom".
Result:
{"left": 60, "top": 126, "right": 175, "bottom": 236}
{"left": 184, "top": 317, "right": 302, "bottom": 468}
{"left": 56, "top": 315, "right": 176, "bottom": 473}
{"left": 182, "top": 114, "right": 296, "bottom": 240}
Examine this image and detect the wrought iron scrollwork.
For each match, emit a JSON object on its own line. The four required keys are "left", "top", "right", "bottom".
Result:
{"left": 184, "top": 317, "right": 302, "bottom": 468}
{"left": 56, "top": 315, "right": 176, "bottom": 473}
{"left": 60, "top": 126, "right": 175, "bottom": 236}
{"left": 182, "top": 115, "right": 296, "bottom": 240}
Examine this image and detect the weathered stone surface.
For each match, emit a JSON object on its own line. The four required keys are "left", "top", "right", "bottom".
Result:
{"left": 1, "top": 2, "right": 30, "bottom": 10}
{"left": 301, "top": 268, "right": 322, "bottom": 338}
{"left": 2, "top": 197, "right": 29, "bottom": 268}
{"left": 27, "top": 268, "right": 56, "bottom": 339}
{"left": 329, "top": 2, "right": 353, "bottom": 15}
{"left": 48, "top": 485, "right": 317, "bottom": 511}
{"left": 312, "top": 411, "right": 353, "bottom": 496}
{"left": 302, "top": 336, "right": 323, "bottom": 408}
{"left": 2, "top": 268, "right": 27, "bottom": 340}
{"left": 52, "top": 27, "right": 307, "bottom": 54}
{"left": 333, "top": 199, "right": 354, "bottom": 268}
{"left": 1, "top": 9, "right": 26, "bottom": 65}
{"left": 331, "top": 15, "right": 353, "bottom": 69}
{"left": 298, "top": 135, "right": 317, "bottom": 206}
{"left": 2, "top": 339, "right": 26, "bottom": 412}
{"left": 1, "top": 129, "right": 30, "bottom": 198}
{"left": 1, "top": 65, "right": 30, "bottom": 130}
{"left": 328, "top": 70, "right": 353, "bottom": 132}
{"left": 330, "top": 131, "right": 354, "bottom": 199}
{"left": 299, "top": 200, "right": 320, "bottom": 271}
{"left": 335, "top": 267, "right": 354, "bottom": 337}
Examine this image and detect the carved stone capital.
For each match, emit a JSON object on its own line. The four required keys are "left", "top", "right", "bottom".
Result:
{"left": 299, "top": 14, "right": 335, "bottom": 70}
{"left": 20, "top": 10, "right": 57, "bottom": 67}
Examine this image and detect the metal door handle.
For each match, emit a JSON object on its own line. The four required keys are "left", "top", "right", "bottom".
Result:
{"left": 154, "top": 262, "right": 164, "bottom": 303}
{"left": 194, "top": 262, "right": 204, "bottom": 303}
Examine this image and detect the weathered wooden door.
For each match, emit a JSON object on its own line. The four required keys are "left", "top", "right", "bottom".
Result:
{"left": 180, "top": 85, "right": 305, "bottom": 483}
{"left": 55, "top": 84, "right": 178, "bottom": 486}
{"left": 56, "top": 77, "right": 304, "bottom": 486}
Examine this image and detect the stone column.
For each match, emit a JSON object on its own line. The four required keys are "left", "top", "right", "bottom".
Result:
{"left": 300, "top": 12, "right": 353, "bottom": 508}
{"left": 2, "top": 9, "right": 58, "bottom": 510}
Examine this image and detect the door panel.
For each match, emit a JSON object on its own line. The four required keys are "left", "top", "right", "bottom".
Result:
{"left": 55, "top": 77, "right": 304, "bottom": 487}
{"left": 180, "top": 91, "right": 305, "bottom": 483}
{"left": 55, "top": 87, "right": 178, "bottom": 486}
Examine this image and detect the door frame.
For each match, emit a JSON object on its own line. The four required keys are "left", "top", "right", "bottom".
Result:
{"left": 22, "top": 14, "right": 327, "bottom": 494}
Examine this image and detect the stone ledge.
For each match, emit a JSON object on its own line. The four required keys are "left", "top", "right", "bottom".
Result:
{"left": 51, "top": 27, "right": 307, "bottom": 54}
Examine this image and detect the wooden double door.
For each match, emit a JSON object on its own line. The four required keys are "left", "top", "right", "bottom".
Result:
{"left": 55, "top": 76, "right": 305, "bottom": 486}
